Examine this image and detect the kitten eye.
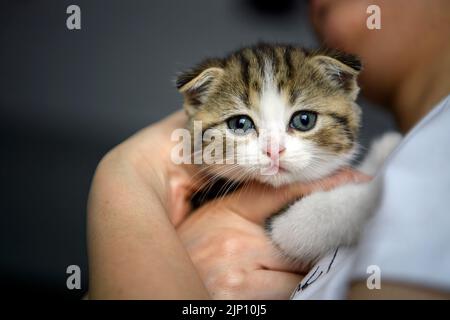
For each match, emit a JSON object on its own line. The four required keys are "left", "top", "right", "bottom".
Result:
{"left": 289, "top": 111, "right": 317, "bottom": 131}
{"left": 227, "top": 115, "right": 255, "bottom": 135}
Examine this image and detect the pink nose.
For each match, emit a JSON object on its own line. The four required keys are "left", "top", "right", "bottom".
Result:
{"left": 265, "top": 145, "right": 286, "bottom": 158}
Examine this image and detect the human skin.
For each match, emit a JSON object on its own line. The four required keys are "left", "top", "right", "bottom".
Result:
{"left": 310, "top": 0, "right": 450, "bottom": 132}
{"left": 88, "top": 0, "right": 450, "bottom": 300}
{"left": 309, "top": 0, "right": 450, "bottom": 298}
{"left": 87, "top": 111, "right": 368, "bottom": 299}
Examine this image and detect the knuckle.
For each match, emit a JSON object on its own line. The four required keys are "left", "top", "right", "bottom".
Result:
{"left": 211, "top": 269, "right": 245, "bottom": 292}
{"left": 218, "top": 234, "right": 243, "bottom": 255}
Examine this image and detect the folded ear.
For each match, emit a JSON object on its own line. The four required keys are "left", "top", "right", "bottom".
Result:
{"left": 309, "top": 50, "right": 362, "bottom": 100}
{"left": 176, "top": 59, "right": 224, "bottom": 116}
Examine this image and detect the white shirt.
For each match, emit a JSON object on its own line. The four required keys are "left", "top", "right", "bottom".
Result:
{"left": 292, "top": 94, "right": 450, "bottom": 299}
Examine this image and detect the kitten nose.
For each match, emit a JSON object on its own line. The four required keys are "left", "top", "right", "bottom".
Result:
{"left": 265, "top": 145, "right": 286, "bottom": 158}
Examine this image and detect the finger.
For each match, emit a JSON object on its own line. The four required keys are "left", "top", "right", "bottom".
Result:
{"left": 169, "top": 162, "right": 229, "bottom": 225}
{"left": 297, "top": 167, "right": 372, "bottom": 194}
{"left": 234, "top": 229, "right": 308, "bottom": 274}
{"left": 225, "top": 168, "right": 371, "bottom": 224}
{"left": 242, "top": 270, "right": 303, "bottom": 300}
{"left": 168, "top": 179, "right": 193, "bottom": 227}
{"left": 257, "top": 240, "right": 309, "bottom": 274}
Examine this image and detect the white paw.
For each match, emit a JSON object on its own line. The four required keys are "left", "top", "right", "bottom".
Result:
{"left": 359, "top": 131, "right": 402, "bottom": 174}
{"left": 265, "top": 208, "right": 320, "bottom": 263}
{"left": 266, "top": 181, "right": 376, "bottom": 263}
{"left": 372, "top": 131, "right": 402, "bottom": 157}
{"left": 265, "top": 194, "right": 347, "bottom": 263}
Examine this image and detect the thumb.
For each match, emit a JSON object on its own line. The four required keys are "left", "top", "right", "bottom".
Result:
{"left": 224, "top": 168, "right": 371, "bottom": 225}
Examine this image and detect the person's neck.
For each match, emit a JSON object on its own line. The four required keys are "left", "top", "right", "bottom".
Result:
{"left": 392, "top": 47, "right": 450, "bottom": 133}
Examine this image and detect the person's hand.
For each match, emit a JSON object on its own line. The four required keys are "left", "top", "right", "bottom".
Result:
{"left": 178, "top": 171, "right": 370, "bottom": 299}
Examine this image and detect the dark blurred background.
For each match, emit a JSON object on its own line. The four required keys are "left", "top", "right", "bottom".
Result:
{"left": 0, "top": 0, "right": 395, "bottom": 299}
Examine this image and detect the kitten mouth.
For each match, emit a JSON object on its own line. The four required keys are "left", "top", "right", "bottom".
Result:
{"left": 276, "top": 166, "right": 288, "bottom": 173}
{"left": 262, "top": 164, "right": 289, "bottom": 175}
{"left": 275, "top": 166, "right": 288, "bottom": 173}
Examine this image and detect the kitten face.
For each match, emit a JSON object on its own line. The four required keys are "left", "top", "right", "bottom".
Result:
{"left": 177, "top": 44, "right": 362, "bottom": 187}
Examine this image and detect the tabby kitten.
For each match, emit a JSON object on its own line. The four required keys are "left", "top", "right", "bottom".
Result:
{"left": 176, "top": 43, "right": 400, "bottom": 263}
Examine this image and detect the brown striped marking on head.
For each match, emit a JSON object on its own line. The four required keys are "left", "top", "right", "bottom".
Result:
{"left": 176, "top": 43, "right": 363, "bottom": 186}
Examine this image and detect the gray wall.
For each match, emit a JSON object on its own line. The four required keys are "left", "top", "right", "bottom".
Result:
{"left": 0, "top": 0, "right": 395, "bottom": 298}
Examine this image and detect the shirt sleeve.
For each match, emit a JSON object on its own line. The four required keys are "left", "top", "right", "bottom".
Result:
{"left": 350, "top": 96, "right": 450, "bottom": 292}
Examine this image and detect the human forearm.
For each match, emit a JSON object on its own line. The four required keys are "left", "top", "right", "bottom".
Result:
{"left": 87, "top": 147, "right": 209, "bottom": 299}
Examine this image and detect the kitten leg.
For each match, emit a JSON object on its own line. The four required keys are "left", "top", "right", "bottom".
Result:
{"left": 358, "top": 131, "right": 402, "bottom": 175}
{"left": 266, "top": 132, "right": 402, "bottom": 262}
{"left": 266, "top": 180, "right": 379, "bottom": 262}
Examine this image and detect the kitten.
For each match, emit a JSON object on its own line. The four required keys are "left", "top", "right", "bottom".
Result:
{"left": 176, "top": 43, "right": 401, "bottom": 263}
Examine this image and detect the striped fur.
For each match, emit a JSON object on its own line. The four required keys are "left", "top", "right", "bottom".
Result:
{"left": 177, "top": 43, "right": 362, "bottom": 186}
